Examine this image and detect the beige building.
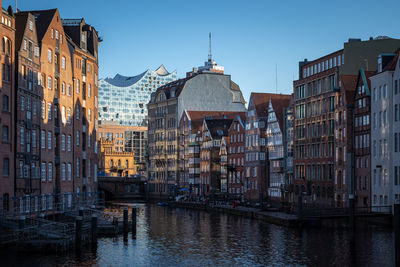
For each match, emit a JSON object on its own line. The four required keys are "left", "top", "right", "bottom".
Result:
{"left": 98, "top": 121, "right": 147, "bottom": 177}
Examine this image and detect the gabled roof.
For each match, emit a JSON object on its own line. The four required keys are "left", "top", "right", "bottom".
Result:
{"left": 354, "top": 69, "right": 375, "bottom": 100}
{"left": 249, "top": 93, "right": 291, "bottom": 119}
{"left": 382, "top": 53, "right": 399, "bottom": 72}
{"left": 14, "top": 12, "right": 29, "bottom": 52}
{"left": 23, "top": 9, "right": 57, "bottom": 42}
{"left": 203, "top": 119, "right": 233, "bottom": 140}
{"left": 341, "top": 75, "right": 358, "bottom": 105}
{"left": 156, "top": 76, "right": 194, "bottom": 100}
{"left": 185, "top": 110, "right": 246, "bottom": 134}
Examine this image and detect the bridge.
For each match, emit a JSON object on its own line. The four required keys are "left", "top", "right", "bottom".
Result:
{"left": 98, "top": 177, "right": 147, "bottom": 201}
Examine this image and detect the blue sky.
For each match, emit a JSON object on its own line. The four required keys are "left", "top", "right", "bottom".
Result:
{"left": 6, "top": 0, "right": 400, "bottom": 101}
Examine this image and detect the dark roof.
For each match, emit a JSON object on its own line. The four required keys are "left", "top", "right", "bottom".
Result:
{"left": 156, "top": 76, "right": 194, "bottom": 100}
{"left": 383, "top": 53, "right": 399, "bottom": 72}
{"left": 250, "top": 93, "right": 291, "bottom": 118}
{"left": 186, "top": 110, "right": 246, "bottom": 133}
{"left": 341, "top": 75, "right": 358, "bottom": 105}
{"left": 21, "top": 9, "right": 57, "bottom": 42}
{"left": 204, "top": 119, "right": 233, "bottom": 139}
{"left": 14, "top": 12, "right": 29, "bottom": 52}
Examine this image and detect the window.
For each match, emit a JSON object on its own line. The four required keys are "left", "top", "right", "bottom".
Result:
{"left": 3, "top": 158, "right": 9, "bottom": 176}
{"left": 47, "top": 49, "right": 52, "bottom": 63}
{"left": 32, "top": 130, "right": 36, "bottom": 148}
{"left": 76, "top": 79, "right": 80, "bottom": 93}
{"left": 2, "top": 125, "right": 8, "bottom": 142}
{"left": 61, "top": 134, "right": 66, "bottom": 151}
{"left": 68, "top": 163, "right": 72, "bottom": 181}
{"left": 88, "top": 84, "right": 91, "bottom": 97}
{"left": 62, "top": 82, "right": 66, "bottom": 94}
{"left": 20, "top": 126, "right": 24, "bottom": 145}
{"left": 88, "top": 109, "right": 91, "bottom": 122}
{"left": 76, "top": 158, "right": 80, "bottom": 177}
{"left": 41, "top": 163, "right": 46, "bottom": 181}
{"left": 2, "top": 95, "right": 8, "bottom": 111}
{"left": 76, "top": 104, "right": 80, "bottom": 120}
{"left": 47, "top": 131, "right": 52, "bottom": 149}
{"left": 62, "top": 56, "right": 66, "bottom": 69}
{"left": 67, "top": 108, "right": 71, "bottom": 124}
{"left": 67, "top": 135, "right": 71, "bottom": 151}
{"left": 48, "top": 163, "right": 52, "bottom": 181}
{"left": 67, "top": 85, "right": 71, "bottom": 96}
{"left": 47, "top": 103, "right": 52, "bottom": 120}
{"left": 76, "top": 130, "right": 80, "bottom": 146}
{"left": 47, "top": 76, "right": 52, "bottom": 90}
{"left": 61, "top": 163, "right": 66, "bottom": 181}
{"left": 34, "top": 46, "right": 39, "bottom": 57}
{"left": 29, "top": 20, "right": 33, "bottom": 31}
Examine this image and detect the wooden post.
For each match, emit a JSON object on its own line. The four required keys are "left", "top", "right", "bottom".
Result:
{"left": 132, "top": 207, "right": 137, "bottom": 236}
{"left": 79, "top": 207, "right": 84, "bottom": 218}
{"left": 394, "top": 203, "right": 400, "bottom": 266}
{"left": 123, "top": 207, "right": 128, "bottom": 234}
{"left": 91, "top": 214, "right": 98, "bottom": 244}
{"left": 75, "top": 216, "right": 83, "bottom": 249}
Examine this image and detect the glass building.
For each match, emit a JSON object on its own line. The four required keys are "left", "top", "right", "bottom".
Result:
{"left": 98, "top": 65, "right": 177, "bottom": 126}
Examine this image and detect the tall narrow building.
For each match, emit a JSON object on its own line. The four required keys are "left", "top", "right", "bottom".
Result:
{"left": 0, "top": 2, "right": 15, "bottom": 212}
{"left": 63, "top": 18, "right": 100, "bottom": 196}
{"left": 14, "top": 12, "right": 41, "bottom": 201}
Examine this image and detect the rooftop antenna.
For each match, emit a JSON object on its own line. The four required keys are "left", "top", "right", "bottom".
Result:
{"left": 208, "top": 32, "right": 212, "bottom": 61}
{"left": 275, "top": 63, "right": 278, "bottom": 94}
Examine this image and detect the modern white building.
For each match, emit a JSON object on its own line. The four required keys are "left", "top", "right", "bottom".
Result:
{"left": 370, "top": 51, "right": 400, "bottom": 209}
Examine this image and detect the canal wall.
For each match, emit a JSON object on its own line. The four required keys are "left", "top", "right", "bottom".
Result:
{"left": 168, "top": 202, "right": 300, "bottom": 227}
{"left": 168, "top": 202, "right": 394, "bottom": 229}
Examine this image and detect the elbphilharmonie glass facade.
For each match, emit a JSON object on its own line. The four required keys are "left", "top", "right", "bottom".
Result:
{"left": 98, "top": 65, "right": 177, "bottom": 126}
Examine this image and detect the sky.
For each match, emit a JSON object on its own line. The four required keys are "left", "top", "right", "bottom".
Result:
{"left": 5, "top": 0, "right": 400, "bottom": 102}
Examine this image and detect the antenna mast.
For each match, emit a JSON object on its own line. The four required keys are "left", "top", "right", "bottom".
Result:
{"left": 275, "top": 63, "right": 278, "bottom": 94}
{"left": 208, "top": 32, "right": 212, "bottom": 61}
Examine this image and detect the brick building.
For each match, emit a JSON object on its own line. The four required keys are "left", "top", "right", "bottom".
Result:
{"left": 353, "top": 69, "right": 374, "bottom": 207}
{"left": 0, "top": 2, "right": 14, "bottom": 211}
{"left": 178, "top": 110, "right": 245, "bottom": 197}
{"left": 293, "top": 37, "right": 400, "bottom": 207}
{"left": 226, "top": 115, "right": 246, "bottom": 200}
{"left": 334, "top": 75, "right": 357, "bottom": 207}
{"left": 63, "top": 18, "right": 100, "bottom": 195}
{"left": 245, "top": 93, "right": 290, "bottom": 203}
{"left": 14, "top": 11, "right": 41, "bottom": 201}
{"left": 200, "top": 118, "right": 233, "bottom": 197}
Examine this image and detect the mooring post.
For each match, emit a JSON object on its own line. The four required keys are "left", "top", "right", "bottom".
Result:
{"left": 394, "top": 203, "right": 400, "bottom": 266}
{"left": 349, "top": 194, "right": 355, "bottom": 233}
{"left": 79, "top": 207, "right": 84, "bottom": 218}
{"left": 75, "top": 216, "right": 83, "bottom": 249}
{"left": 132, "top": 206, "right": 137, "bottom": 236}
{"left": 123, "top": 207, "right": 129, "bottom": 234}
{"left": 91, "top": 214, "right": 98, "bottom": 244}
{"left": 18, "top": 215, "right": 26, "bottom": 229}
{"left": 297, "top": 195, "right": 303, "bottom": 221}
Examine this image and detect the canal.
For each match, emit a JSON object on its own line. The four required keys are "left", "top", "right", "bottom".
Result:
{"left": 0, "top": 203, "right": 396, "bottom": 266}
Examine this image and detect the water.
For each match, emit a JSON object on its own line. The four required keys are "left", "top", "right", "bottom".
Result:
{"left": 0, "top": 203, "right": 396, "bottom": 266}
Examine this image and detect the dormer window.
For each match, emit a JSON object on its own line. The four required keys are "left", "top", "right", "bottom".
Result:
{"left": 378, "top": 56, "right": 382, "bottom": 72}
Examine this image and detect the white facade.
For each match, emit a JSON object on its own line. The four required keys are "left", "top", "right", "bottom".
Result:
{"left": 370, "top": 54, "right": 400, "bottom": 208}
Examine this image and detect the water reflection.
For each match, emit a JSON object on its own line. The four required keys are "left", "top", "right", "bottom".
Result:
{"left": 0, "top": 203, "right": 395, "bottom": 266}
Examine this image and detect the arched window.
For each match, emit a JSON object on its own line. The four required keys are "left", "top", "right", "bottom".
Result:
{"left": 110, "top": 159, "right": 113, "bottom": 167}
{"left": 2, "top": 38, "right": 5, "bottom": 53}
{"left": 125, "top": 160, "right": 129, "bottom": 168}
{"left": 6, "top": 39, "right": 10, "bottom": 55}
